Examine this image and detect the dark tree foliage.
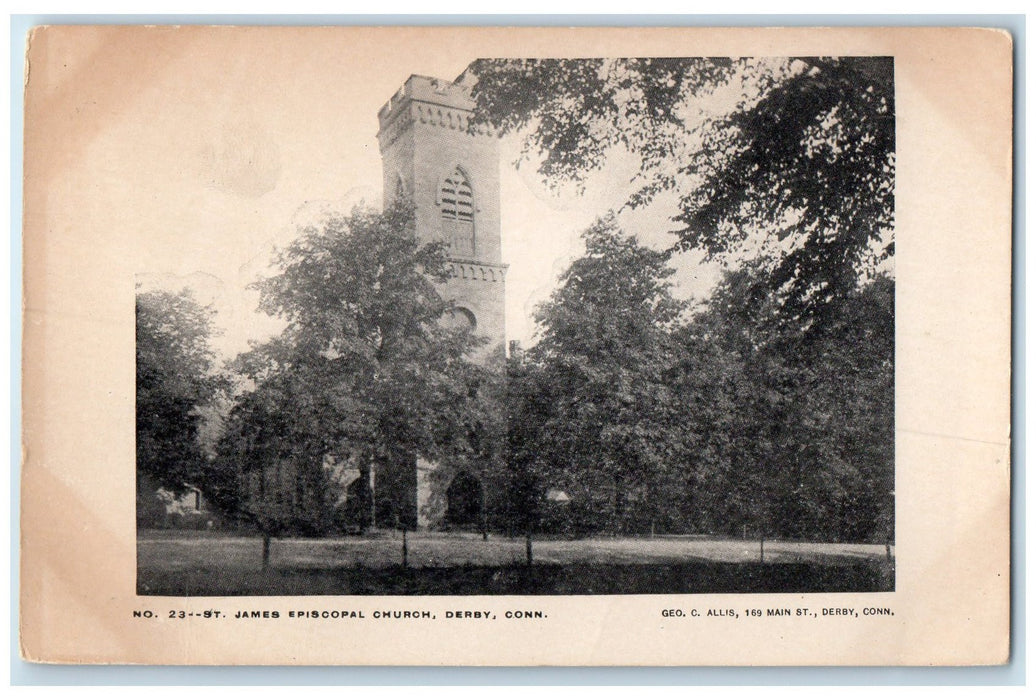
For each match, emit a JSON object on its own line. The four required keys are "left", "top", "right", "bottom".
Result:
{"left": 136, "top": 287, "right": 222, "bottom": 511}
{"left": 516, "top": 218, "right": 688, "bottom": 534}
{"left": 217, "top": 204, "right": 497, "bottom": 534}
{"left": 674, "top": 268, "right": 894, "bottom": 542}
{"left": 212, "top": 360, "right": 341, "bottom": 536}
{"left": 510, "top": 217, "right": 893, "bottom": 541}
{"left": 497, "top": 345, "right": 552, "bottom": 534}
{"left": 468, "top": 57, "right": 894, "bottom": 332}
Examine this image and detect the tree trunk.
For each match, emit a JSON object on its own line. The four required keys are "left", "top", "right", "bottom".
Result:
{"left": 525, "top": 529, "right": 533, "bottom": 566}
{"left": 370, "top": 463, "right": 377, "bottom": 530}
{"left": 759, "top": 533, "right": 765, "bottom": 564}
{"left": 612, "top": 473, "right": 623, "bottom": 538}
{"left": 480, "top": 483, "right": 488, "bottom": 541}
{"left": 402, "top": 527, "right": 408, "bottom": 568}
{"left": 262, "top": 533, "right": 271, "bottom": 569}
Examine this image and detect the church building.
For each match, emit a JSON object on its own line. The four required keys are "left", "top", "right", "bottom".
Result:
{"left": 234, "top": 72, "right": 509, "bottom": 534}
{"left": 217, "top": 68, "right": 513, "bottom": 534}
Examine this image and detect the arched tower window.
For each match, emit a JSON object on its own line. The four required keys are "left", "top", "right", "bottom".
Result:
{"left": 442, "top": 306, "right": 477, "bottom": 332}
{"left": 440, "top": 167, "right": 475, "bottom": 256}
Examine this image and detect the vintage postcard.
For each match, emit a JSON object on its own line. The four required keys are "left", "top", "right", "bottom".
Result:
{"left": 20, "top": 25, "right": 1011, "bottom": 665}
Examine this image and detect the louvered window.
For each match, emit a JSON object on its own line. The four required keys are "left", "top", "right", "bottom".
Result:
{"left": 440, "top": 168, "right": 475, "bottom": 256}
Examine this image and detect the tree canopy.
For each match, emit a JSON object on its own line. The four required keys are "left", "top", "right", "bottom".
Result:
{"left": 219, "top": 204, "right": 499, "bottom": 531}
{"left": 136, "top": 286, "right": 222, "bottom": 494}
{"left": 672, "top": 265, "right": 894, "bottom": 541}
{"left": 468, "top": 57, "right": 894, "bottom": 331}
{"left": 511, "top": 218, "right": 688, "bottom": 533}
{"left": 508, "top": 216, "right": 893, "bottom": 542}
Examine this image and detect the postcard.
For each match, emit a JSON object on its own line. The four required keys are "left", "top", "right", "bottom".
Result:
{"left": 20, "top": 25, "right": 1011, "bottom": 665}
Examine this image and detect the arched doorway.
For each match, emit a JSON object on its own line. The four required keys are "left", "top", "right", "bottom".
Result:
{"left": 445, "top": 471, "right": 484, "bottom": 528}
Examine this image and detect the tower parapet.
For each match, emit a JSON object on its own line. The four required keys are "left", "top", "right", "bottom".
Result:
{"left": 378, "top": 75, "right": 487, "bottom": 135}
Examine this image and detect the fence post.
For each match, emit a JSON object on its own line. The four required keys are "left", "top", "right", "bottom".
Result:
{"left": 481, "top": 482, "right": 489, "bottom": 541}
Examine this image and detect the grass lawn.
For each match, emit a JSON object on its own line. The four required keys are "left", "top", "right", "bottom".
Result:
{"left": 137, "top": 530, "right": 894, "bottom": 596}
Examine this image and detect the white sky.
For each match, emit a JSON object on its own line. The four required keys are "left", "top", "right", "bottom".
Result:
{"left": 74, "top": 29, "right": 727, "bottom": 360}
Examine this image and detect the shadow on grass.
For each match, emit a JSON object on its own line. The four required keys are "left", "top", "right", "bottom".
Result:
{"left": 138, "top": 559, "right": 894, "bottom": 596}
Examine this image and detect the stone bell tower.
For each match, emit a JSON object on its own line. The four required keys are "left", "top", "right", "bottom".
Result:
{"left": 376, "top": 73, "right": 507, "bottom": 527}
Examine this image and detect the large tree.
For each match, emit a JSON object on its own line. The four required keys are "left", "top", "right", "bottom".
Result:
{"left": 522, "top": 217, "right": 687, "bottom": 534}
{"left": 468, "top": 57, "right": 894, "bottom": 331}
{"left": 136, "top": 287, "right": 222, "bottom": 521}
{"left": 223, "top": 204, "right": 497, "bottom": 536}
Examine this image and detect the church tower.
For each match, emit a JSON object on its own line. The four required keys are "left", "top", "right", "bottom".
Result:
{"left": 377, "top": 74, "right": 507, "bottom": 527}
{"left": 377, "top": 74, "right": 507, "bottom": 363}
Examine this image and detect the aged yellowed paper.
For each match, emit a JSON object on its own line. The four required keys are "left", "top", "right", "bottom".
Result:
{"left": 21, "top": 25, "right": 1010, "bottom": 665}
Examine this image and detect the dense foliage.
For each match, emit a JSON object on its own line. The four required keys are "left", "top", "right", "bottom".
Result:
{"left": 672, "top": 267, "right": 894, "bottom": 541}
{"left": 503, "top": 219, "right": 687, "bottom": 535}
{"left": 213, "top": 204, "right": 500, "bottom": 534}
{"left": 136, "top": 287, "right": 223, "bottom": 522}
{"left": 469, "top": 57, "right": 894, "bottom": 333}
{"left": 508, "top": 223, "right": 894, "bottom": 542}
{"left": 466, "top": 57, "right": 894, "bottom": 542}
{"left": 200, "top": 211, "right": 892, "bottom": 544}
{"left": 160, "top": 57, "right": 896, "bottom": 546}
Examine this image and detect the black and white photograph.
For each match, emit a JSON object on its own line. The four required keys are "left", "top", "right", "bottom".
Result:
{"left": 21, "top": 25, "right": 1010, "bottom": 666}
{"left": 131, "top": 45, "right": 895, "bottom": 597}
